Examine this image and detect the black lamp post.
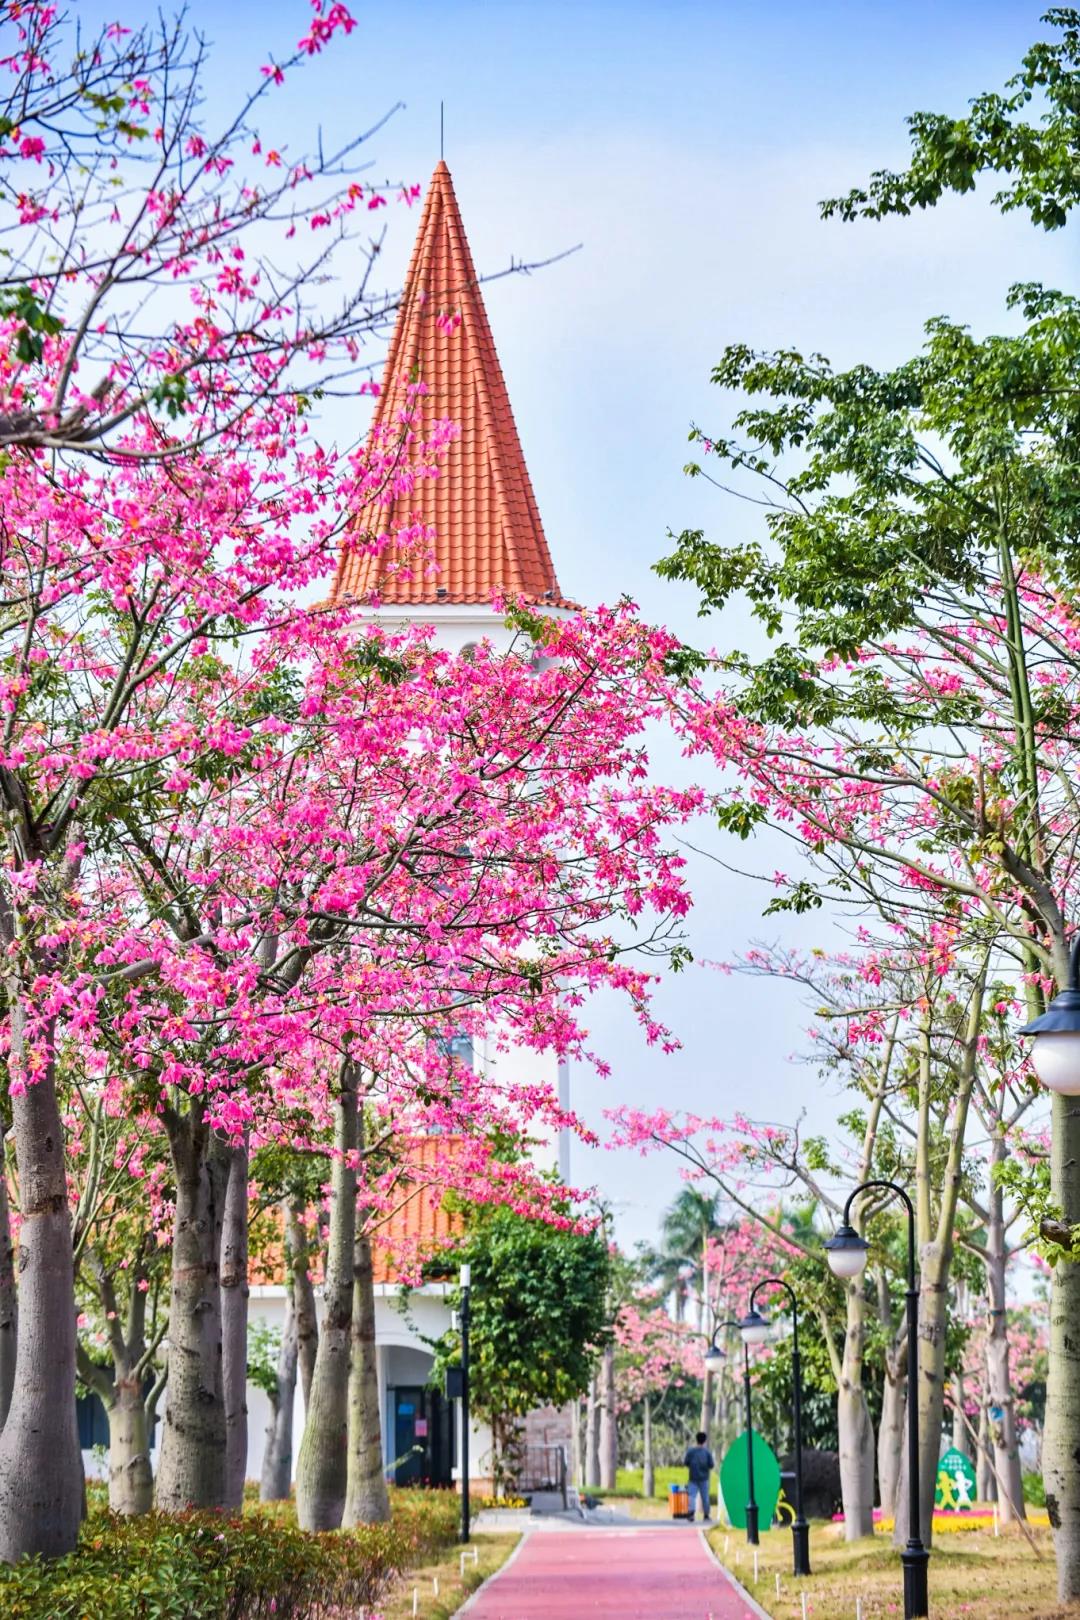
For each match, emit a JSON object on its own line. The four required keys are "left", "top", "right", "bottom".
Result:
{"left": 740, "top": 1279, "right": 810, "bottom": 1577}
{"left": 459, "top": 1263, "right": 471, "bottom": 1544}
{"left": 825, "top": 1181, "right": 929, "bottom": 1620}
{"left": 706, "top": 1319, "right": 759, "bottom": 1544}
{"left": 1019, "top": 934, "right": 1080, "bottom": 1094}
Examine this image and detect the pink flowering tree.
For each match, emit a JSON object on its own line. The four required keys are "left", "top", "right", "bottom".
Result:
{"left": 614, "top": 1294, "right": 702, "bottom": 1495}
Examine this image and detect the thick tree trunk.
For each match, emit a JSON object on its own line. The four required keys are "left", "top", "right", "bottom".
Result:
{"left": 220, "top": 1132, "right": 250, "bottom": 1513}
{"left": 598, "top": 1343, "right": 617, "bottom": 1489}
{"left": 108, "top": 1363, "right": 154, "bottom": 1516}
{"left": 1045, "top": 1093, "right": 1080, "bottom": 1597}
{"left": 296, "top": 1065, "right": 357, "bottom": 1531}
{"left": 837, "top": 1384, "right": 874, "bottom": 1539}
{"left": 0, "top": 1016, "right": 82, "bottom": 1561}
{"left": 877, "top": 1363, "right": 905, "bottom": 1515}
{"left": 642, "top": 1394, "right": 654, "bottom": 1499}
{"left": 156, "top": 1112, "right": 229, "bottom": 1513}
{"left": 260, "top": 1276, "right": 298, "bottom": 1502}
{"left": 288, "top": 1201, "right": 318, "bottom": 1410}
{"left": 0, "top": 1129, "right": 16, "bottom": 1432}
{"left": 837, "top": 1279, "right": 874, "bottom": 1539}
{"left": 342, "top": 1227, "right": 390, "bottom": 1525}
{"left": 893, "top": 1244, "right": 949, "bottom": 1550}
{"left": 585, "top": 1375, "right": 600, "bottom": 1488}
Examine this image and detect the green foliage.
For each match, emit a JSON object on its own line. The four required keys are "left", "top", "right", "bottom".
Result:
{"left": 431, "top": 1205, "right": 613, "bottom": 1429}
{"left": 1024, "top": 1469, "right": 1047, "bottom": 1508}
{"left": 0, "top": 1490, "right": 459, "bottom": 1620}
{"left": 246, "top": 1318, "right": 282, "bottom": 1400}
{"left": 820, "top": 9, "right": 1080, "bottom": 232}
{"left": 0, "top": 285, "right": 63, "bottom": 364}
{"left": 0, "top": 1489, "right": 460, "bottom": 1619}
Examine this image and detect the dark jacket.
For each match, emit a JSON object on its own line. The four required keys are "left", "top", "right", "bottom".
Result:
{"left": 684, "top": 1444, "right": 714, "bottom": 1482}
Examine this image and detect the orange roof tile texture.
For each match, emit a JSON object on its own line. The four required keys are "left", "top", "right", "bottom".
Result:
{"left": 331, "top": 162, "right": 573, "bottom": 610}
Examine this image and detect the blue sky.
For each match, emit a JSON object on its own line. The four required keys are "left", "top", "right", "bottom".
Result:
{"left": 173, "top": 0, "right": 1071, "bottom": 1246}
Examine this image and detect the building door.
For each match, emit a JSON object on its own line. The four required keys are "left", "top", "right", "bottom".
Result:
{"left": 394, "top": 1387, "right": 455, "bottom": 1487}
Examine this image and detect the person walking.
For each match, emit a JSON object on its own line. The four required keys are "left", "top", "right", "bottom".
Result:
{"left": 683, "top": 1431, "right": 715, "bottom": 1523}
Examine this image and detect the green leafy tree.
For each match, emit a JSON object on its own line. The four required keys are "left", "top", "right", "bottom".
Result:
{"left": 432, "top": 1207, "right": 613, "bottom": 1488}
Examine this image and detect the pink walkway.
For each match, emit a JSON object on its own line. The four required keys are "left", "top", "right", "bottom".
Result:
{"left": 464, "top": 1527, "right": 762, "bottom": 1619}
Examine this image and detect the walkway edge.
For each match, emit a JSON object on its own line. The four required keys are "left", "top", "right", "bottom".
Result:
{"left": 456, "top": 1531, "right": 530, "bottom": 1614}
{"left": 697, "top": 1529, "right": 773, "bottom": 1620}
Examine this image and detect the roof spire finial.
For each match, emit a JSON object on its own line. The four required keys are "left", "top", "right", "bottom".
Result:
{"left": 440, "top": 100, "right": 444, "bottom": 162}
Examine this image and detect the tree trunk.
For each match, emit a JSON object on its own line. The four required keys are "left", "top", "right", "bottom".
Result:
{"left": 0, "top": 1129, "right": 16, "bottom": 1432}
{"left": 952, "top": 1374, "right": 972, "bottom": 1459}
{"left": 976, "top": 1399, "right": 996, "bottom": 1504}
{"left": 585, "top": 1374, "right": 600, "bottom": 1488}
{"left": 260, "top": 1275, "right": 298, "bottom": 1502}
{"left": 0, "top": 1015, "right": 82, "bottom": 1561}
{"left": 877, "top": 1363, "right": 905, "bottom": 1516}
{"left": 837, "top": 1383, "right": 874, "bottom": 1538}
{"left": 570, "top": 1396, "right": 583, "bottom": 1489}
{"left": 288, "top": 1201, "right": 318, "bottom": 1410}
{"left": 220, "top": 1132, "right": 250, "bottom": 1513}
{"left": 983, "top": 1142, "right": 1025, "bottom": 1522}
{"left": 836, "top": 1277, "right": 874, "bottom": 1539}
{"left": 598, "top": 1342, "right": 617, "bottom": 1489}
{"left": 156, "top": 1111, "right": 229, "bottom": 1513}
{"left": 296, "top": 1064, "right": 357, "bottom": 1531}
{"left": 342, "top": 1227, "right": 390, "bottom": 1525}
{"left": 699, "top": 1368, "right": 713, "bottom": 1440}
{"left": 642, "top": 1394, "right": 654, "bottom": 1499}
{"left": 893, "top": 1244, "right": 949, "bottom": 1550}
{"left": 108, "top": 1362, "right": 154, "bottom": 1516}
{"left": 1045, "top": 1092, "right": 1080, "bottom": 1597}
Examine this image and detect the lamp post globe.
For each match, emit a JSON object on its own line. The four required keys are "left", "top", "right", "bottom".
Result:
{"left": 1020, "top": 937, "right": 1080, "bottom": 1094}
{"left": 825, "top": 1223, "right": 871, "bottom": 1280}
{"left": 738, "top": 1307, "right": 772, "bottom": 1348}
{"left": 703, "top": 1344, "right": 726, "bottom": 1377}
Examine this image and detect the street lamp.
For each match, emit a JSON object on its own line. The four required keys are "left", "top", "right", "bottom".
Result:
{"left": 739, "top": 1282, "right": 810, "bottom": 1578}
{"left": 825, "top": 1182, "right": 929, "bottom": 1620}
{"left": 459, "top": 1263, "right": 471, "bottom": 1545}
{"left": 707, "top": 1319, "right": 760, "bottom": 1545}
{"left": 1019, "top": 935, "right": 1080, "bottom": 1093}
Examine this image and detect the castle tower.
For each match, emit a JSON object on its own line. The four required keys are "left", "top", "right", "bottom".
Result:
{"left": 330, "top": 160, "right": 574, "bottom": 655}
{"left": 333, "top": 162, "right": 572, "bottom": 1184}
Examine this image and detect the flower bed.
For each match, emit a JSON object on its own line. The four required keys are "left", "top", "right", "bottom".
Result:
{"left": 0, "top": 1490, "right": 461, "bottom": 1619}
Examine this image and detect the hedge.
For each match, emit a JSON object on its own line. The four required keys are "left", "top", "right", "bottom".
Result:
{"left": 0, "top": 1489, "right": 461, "bottom": 1619}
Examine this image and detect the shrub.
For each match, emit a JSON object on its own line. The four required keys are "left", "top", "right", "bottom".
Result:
{"left": 1023, "top": 1470, "right": 1047, "bottom": 1508}
{"left": 0, "top": 1490, "right": 461, "bottom": 1619}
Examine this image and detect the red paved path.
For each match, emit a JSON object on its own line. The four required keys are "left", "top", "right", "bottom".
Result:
{"left": 464, "top": 1527, "right": 762, "bottom": 1619}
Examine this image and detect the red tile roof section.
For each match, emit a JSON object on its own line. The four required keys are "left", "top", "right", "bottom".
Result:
{"left": 249, "top": 1137, "right": 462, "bottom": 1289}
{"left": 331, "top": 161, "right": 570, "bottom": 609}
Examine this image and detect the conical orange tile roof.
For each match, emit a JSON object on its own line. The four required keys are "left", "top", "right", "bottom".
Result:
{"left": 331, "top": 161, "right": 571, "bottom": 609}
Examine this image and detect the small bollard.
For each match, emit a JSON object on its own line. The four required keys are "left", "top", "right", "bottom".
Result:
{"left": 775, "top": 1571, "right": 782, "bottom": 1598}
{"left": 433, "top": 1575, "right": 439, "bottom": 1597}
{"left": 411, "top": 1589, "right": 418, "bottom": 1617}
{"left": 856, "top": 1596, "right": 862, "bottom": 1620}
{"left": 723, "top": 1534, "right": 730, "bottom": 1557}
{"left": 801, "top": 1593, "right": 808, "bottom": 1620}
{"left": 993, "top": 1500, "right": 1000, "bottom": 1538}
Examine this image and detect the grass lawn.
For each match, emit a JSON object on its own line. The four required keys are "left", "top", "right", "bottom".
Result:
{"left": 709, "top": 1522, "right": 1080, "bottom": 1620}
{"left": 379, "top": 1533, "right": 520, "bottom": 1620}
{"left": 595, "top": 1466, "right": 687, "bottom": 1499}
